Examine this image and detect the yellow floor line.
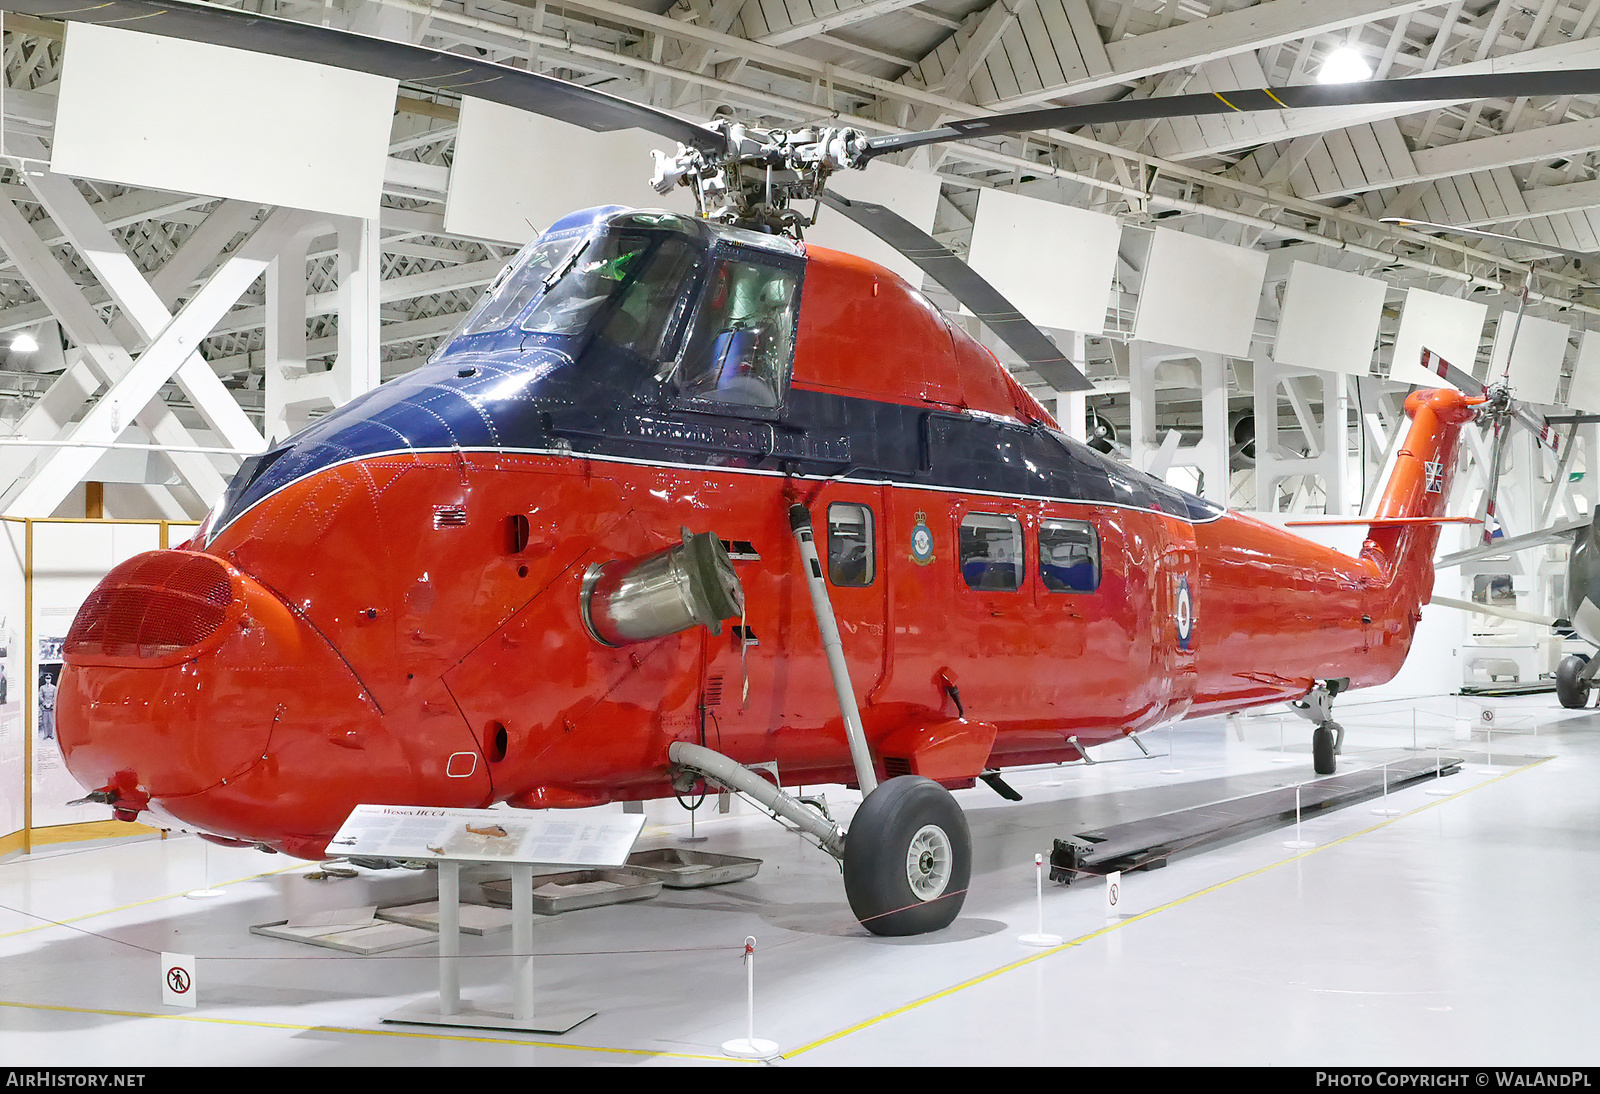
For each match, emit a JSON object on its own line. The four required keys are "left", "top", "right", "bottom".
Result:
{"left": 0, "top": 998, "right": 739, "bottom": 1061}
{"left": 783, "top": 756, "right": 1550, "bottom": 1059}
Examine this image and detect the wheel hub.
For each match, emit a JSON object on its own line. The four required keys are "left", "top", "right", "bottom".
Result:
{"left": 905, "top": 824, "right": 952, "bottom": 901}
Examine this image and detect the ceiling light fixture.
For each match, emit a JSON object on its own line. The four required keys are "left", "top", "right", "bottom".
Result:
{"left": 1318, "top": 46, "right": 1374, "bottom": 85}
{"left": 10, "top": 333, "right": 39, "bottom": 354}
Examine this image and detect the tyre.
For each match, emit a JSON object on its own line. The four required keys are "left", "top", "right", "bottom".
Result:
{"left": 1557, "top": 653, "right": 1592, "bottom": 710}
{"left": 1312, "top": 724, "right": 1337, "bottom": 776}
{"left": 842, "top": 776, "right": 971, "bottom": 937}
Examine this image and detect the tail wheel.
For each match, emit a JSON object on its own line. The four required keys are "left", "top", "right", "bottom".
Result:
{"left": 1557, "top": 654, "right": 1592, "bottom": 710}
{"left": 1312, "top": 724, "right": 1337, "bottom": 776}
{"left": 842, "top": 776, "right": 971, "bottom": 937}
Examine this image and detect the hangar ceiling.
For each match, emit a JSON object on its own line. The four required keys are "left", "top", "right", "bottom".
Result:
{"left": 3, "top": 0, "right": 1600, "bottom": 493}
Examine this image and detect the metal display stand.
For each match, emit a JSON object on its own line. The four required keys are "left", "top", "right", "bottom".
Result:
{"left": 384, "top": 861, "right": 597, "bottom": 1035}
{"left": 323, "top": 803, "right": 645, "bottom": 1035}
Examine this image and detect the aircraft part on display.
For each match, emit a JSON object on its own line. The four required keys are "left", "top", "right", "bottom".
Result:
{"left": 1047, "top": 753, "right": 1464, "bottom": 882}
{"left": 11, "top": 0, "right": 1593, "bottom": 936}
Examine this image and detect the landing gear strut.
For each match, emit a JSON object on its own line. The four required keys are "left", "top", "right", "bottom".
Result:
{"left": 1292, "top": 680, "right": 1347, "bottom": 776}
{"left": 667, "top": 745, "right": 972, "bottom": 937}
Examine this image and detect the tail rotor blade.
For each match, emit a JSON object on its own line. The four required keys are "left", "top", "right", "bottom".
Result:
{"left": 1419, "top": 348, "right": 1485, "bottom": 395}
{"left": 1483, "top": 421, "right": 1508, "bottom": 545}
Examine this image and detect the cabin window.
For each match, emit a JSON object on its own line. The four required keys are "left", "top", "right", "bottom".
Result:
{"left": 827, "top": 503, "right": 875, "bottom": 587}
{"left": 675, "top": 255, "right": 801, "bottom": 408}
{"left": 959, "top": 513, "right": 1023, "bottom": 591}
{"left": 1040, "top": 519, "right": 1100, "bottom": 593}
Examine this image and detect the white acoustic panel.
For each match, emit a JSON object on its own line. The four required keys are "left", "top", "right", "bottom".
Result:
{"left": 1273, "top": 261, "right": 1387, "bottom": 376}
{"left": 445, "top": 98, "right": 690, "bottom": 246}
{"left": 966, "top": 189, "right": 1121, "bottom": 336}
{"left": 51, "top": 25, "right": 395, "bottom": 220}
{"left": 1486, "top": 313, "right": 1569, "bottom": 406}
{"left": 1131, "top": 228, "right": 1269, "bottom": 357}
{"left": 1571, "top": 329, "right": 1600, "bottom": 413}
{"left": 1388, "top": 288, "right": 1488, "bottom": 389}
{"left": 805, "top": 161, "right": 942, "bottom": 290}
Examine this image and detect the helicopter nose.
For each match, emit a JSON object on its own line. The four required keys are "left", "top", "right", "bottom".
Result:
{"left": 57, "top": 549, "right": 383, "bottom": 837}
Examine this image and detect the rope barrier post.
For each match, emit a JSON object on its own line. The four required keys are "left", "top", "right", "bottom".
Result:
{"left": 1284, "top": 783, "right": 1315, "bottom": 849}
{"left": 722, "top": 936, "right": 779, "bottom": 1059}
{"left": 1019, "top": 852, "right": 1061, "bottom": 946}
{"left": 1372, "top": 760, "right": 1401, "bottom": 816}
{"left": 1426, "top": 741, "right": 1453, "bottom": 796}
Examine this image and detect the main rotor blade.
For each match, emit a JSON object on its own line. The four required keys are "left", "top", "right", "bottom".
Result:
{"left": 864, "top": 69, "right": 1600, "bottom": 159}
{"left": 1436, "top": 516, "right": 1591, "bottom": 568}
{"left": 1431, "top": 595, "right": 1558, "bottom": 628}
{"left": 1380, "top": 218, "right": 1598, "bottom": 264}
{"left": 0, "top": 0, "right": 723, "bottom": 152}
{"left": 817, "top": 193, "right": 1092, "bottom": 392}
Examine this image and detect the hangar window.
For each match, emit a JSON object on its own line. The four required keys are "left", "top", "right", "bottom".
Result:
{"left": 827, "top": 503, "right": 874, "bottom": 587}
{"left": 1040, "top": 520, "right": 1100, "bottom": 593}
{"left": 959, "top": 513, "right": 1023, "bottom": 591}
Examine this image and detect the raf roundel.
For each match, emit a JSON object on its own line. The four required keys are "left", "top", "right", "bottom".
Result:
{"left": 1176, "top": 577, "right": 1194, "bottom": 651}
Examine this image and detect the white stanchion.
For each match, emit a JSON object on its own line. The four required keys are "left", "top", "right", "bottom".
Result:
{"left": 1371, "top": 761, "right": 1401, "bottom": 816}
{"left": 1019, "top": 853, "right": 1062, "bottom": 946}
{"left": 722, "top": 937, "right": 779, "bottom": 1060}
{"left": 1160, "top": 724, "right": 1181, "bottom": 775}
{"left": 1283, "top": 784, "right": 1315, "bottom": 849}
{"left": 185, "top": 838, "right": 224, "bottom": 899}
{"left": 1272, "top": 716, "right": 1297, "bottom": 764}
{"left": 1425, "top": 742, "right": 1454, "bottom": 796}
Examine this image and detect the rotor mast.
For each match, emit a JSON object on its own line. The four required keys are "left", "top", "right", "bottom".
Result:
{"left": 650, "top": 121, "right": 871, "bottom": 235}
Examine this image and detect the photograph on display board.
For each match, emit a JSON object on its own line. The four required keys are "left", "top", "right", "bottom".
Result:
{"left": 30, "top": 631, "right": 98, "bottom": 828}
{"left": 38, "top": 638, "right": 63, "bottom": 743}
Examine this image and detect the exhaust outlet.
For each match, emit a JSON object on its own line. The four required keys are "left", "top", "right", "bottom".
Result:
{"left": 580, "top": 529, "right": 744, "bottom": 647}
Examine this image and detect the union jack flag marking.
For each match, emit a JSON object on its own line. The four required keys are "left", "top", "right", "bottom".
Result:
{"left": 1424, "top": 459, "right": 1445, "bottom": 494}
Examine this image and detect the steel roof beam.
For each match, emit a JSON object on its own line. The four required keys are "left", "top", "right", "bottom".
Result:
{"left": 5, "top": 207, "right": 315, "bottom": 517}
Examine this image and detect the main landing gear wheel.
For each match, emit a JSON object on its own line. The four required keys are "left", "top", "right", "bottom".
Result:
{"left": 1557, "top": 654, "right": 1593, "bottom": 709}
{"left": 1312, "top": 723, "right": 1339, "bottom": 776}
{"left": 842, "top": 776, "right": 971, "bottom": 937}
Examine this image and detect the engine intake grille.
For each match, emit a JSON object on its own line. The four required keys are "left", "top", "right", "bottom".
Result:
{"left": 66, "top": 552, "right": 236, "bottom": 661}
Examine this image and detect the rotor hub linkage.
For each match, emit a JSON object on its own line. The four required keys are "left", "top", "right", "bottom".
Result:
{"left": 651, "top": 120, "right": 871, "bottom": 235}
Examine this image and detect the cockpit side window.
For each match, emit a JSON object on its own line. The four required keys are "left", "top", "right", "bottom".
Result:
{"left": 595, "top": 237, "right": 700, "bottom": 362}
{"left": 458, "top": 232, "right": 584, "bottom": 338}
{"left": 519, "top": 231, "right": 704, "bottom": 364}
{"left": 675, "top": 255, "right": 801, "bottom": 409}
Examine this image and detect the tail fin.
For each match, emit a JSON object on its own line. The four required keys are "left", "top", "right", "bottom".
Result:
{"left": 1361, "top": 386, "right": 1480, "bottom": 599}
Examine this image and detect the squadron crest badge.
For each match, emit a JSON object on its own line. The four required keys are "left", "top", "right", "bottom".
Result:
{"left": 910, "top": 511, "right": 936, "bottom": 566}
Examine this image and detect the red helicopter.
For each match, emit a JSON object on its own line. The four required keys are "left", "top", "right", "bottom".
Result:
{"left": 20, "top": 0, "right": 1587, "bottom": 936}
